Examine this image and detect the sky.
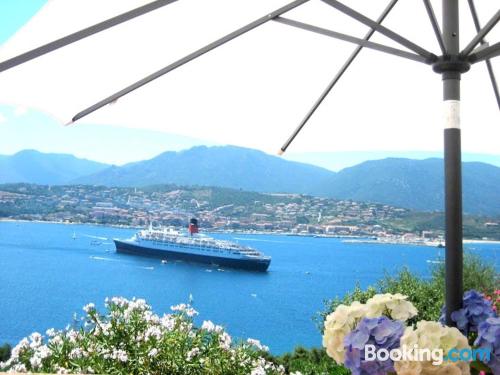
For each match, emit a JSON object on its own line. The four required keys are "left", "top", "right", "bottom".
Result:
{"left": 0, "top": 0, "right": 499, "bottom": 170}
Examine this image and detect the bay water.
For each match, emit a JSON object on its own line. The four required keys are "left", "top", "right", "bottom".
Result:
{"left": 0, "top": 221, "right": 498, "bottom": 354}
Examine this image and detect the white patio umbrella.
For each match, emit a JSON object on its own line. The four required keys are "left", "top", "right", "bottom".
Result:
{"left": 0, "top": 0, "right": 498, "bottom": 153}
{"left": 0, "top": 0, "right": 499, "bottom": 324}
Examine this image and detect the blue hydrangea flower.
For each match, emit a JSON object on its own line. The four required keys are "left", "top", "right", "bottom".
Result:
{"left": 439, "top": 290, "right": 497, "bottom": 335}
{"left": 474, "top": 316, "right": 500, "bottom": 374}
{"left": 343, "top": 316, "right": 404, "bottom": 375}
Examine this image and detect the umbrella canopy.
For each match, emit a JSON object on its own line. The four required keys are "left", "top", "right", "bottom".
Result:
{"left": 0, "top": 0, "right": 498, "bottom": 154}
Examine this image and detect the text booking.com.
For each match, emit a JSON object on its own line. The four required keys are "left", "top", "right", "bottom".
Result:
{"left": 364, "top": 344, "right": 491, "bottom": 365}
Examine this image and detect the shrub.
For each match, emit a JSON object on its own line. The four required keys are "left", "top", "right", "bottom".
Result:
{"left": 0, "top": 298, "right": 284, "bottom": 374}
{"left": 0, "top": 343, "right": 11, "bottom": 362}
{"left": 321, "top": 253, "right": 499, "bottom": 326}
{"left": 265, "top": 347, "right": 350, "bottom": 375}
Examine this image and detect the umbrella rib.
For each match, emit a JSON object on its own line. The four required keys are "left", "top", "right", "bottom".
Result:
{"left": 321, "top": 0, "right": 437, "bottom": 63}
{"left": 70, "top": 0, "right": 310, "bottom": 124}
{"left": 278, "top": 0, "right": 398, "bottom": 154}
{"left": 274, "top": 17, "right": 427, "bottom": 64}
{"left": 422, "top": 0, "right": 446, "bottom": 55}
{"left": 0, "top": 0, "right": 178, "bottom": 74}
{"left": 469, "top": 41, "right": 500, "bottom": 63}
{"left": 466, "top": 0, "right": 500, "bottom": 110}
{"left": 461, "top": 9, "right": 500, "bottom": 57}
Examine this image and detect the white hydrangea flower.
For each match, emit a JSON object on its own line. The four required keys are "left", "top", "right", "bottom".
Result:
{"left": 323, "top": 302, "right": 367, "bottom": 363}
{"left": 366, "top": 293, "right": 418, "bottom": 321}
{"left": 394, "top": 321, "right": 470, "bottom": 375}
{"left": 148, "top": 348, "right": 158, "bottom": 358}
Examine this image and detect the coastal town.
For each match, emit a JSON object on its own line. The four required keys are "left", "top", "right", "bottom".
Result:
{"left": 1, "top": 183, "right": 499, "bottom": 241}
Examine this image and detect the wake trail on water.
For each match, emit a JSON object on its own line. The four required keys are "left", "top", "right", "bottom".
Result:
{"left": 89, "top": 256, "right": 156, "bottom": 271}
{"left": 233, "top": 237, "right": 289, "bottom": 244}
{"left": 82, "top": 234, "right": 110, "bottom": 240}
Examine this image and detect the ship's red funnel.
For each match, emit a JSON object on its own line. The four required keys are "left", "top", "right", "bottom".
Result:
{"left": 188, "top": 218, "right": 199, "bottom": 235}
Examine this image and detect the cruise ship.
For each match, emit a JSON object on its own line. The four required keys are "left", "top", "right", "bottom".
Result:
{"left": 114, "top": 219, "right": 271, "bottom": 271}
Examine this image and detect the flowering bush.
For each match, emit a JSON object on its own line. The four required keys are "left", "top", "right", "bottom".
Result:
{"left": 0, "top": 297, "right": 284, "bottom": 374}
{"left": 323, "top": 293, "right": 474, "bottom": 375}
{"left": 439, "top": 290, "right": 497, "bottom": 336}
{"left": 483, "top": 290, "right": 500, "bottom": 314}
{"left": 474, "top": 317, "right": 499, "bottom": 374}
{"left": 323, "top": 293, "right": 417, "bottom": 365}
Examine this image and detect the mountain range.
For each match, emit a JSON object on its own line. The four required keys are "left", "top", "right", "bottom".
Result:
{"left": 1, "top": 147, "right": 499, "bottom": 216}
{"left": 0, "top": 150, "right": 108, "bottom": 185}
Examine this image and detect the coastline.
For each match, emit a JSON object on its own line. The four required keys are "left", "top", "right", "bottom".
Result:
{"left": 2, "top": 218, "right": 500, "bottom": 244}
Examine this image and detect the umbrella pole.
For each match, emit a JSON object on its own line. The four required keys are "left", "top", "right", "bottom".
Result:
{"left": 442, "top": 0, "right": 463, "bottom": 326}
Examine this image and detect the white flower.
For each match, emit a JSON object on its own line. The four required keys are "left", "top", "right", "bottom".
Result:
{"left": 247, "top": 338, "right": 269, "bottom": 352}
{"left": 46, "top": 328, "right": 57, "bottom": 337}
{"left": 144, "top": 326, "right": 162, "bottom": 341}
{"left": 148, "top": 348, "right": 158, "bottom": 358}
{"left": 112, "top": 349, "right": 128, "bottom": 363}
{"left": 66, "top": 329, "right": 80, "bottom": 343}
{"left": 219, "top": 332, "right": 232, "bottom": 350}
{"left": 29, "top": 355, "right": 42, "bottom": 369}
{"left": 36, "top": 345, "right": 51, "bottom": 359}
{"left": 12, "top": 363, "right": 27, "bottom": 373}
{"left": 160, "top": 315, "right": 175, "bottom": 331}
{"left": 186, "top": 347, "right": 200, "bottom": 361}
{"left": 10, "top": 338, "right": 29, "bottom": 360}
{"left": 83, "top": 303, "right": 95, "bottom": 313}
{"left": 201, "top": 320, "right": 224, "bottom": 333}
{"left": 322, "top": 302, "right": 367, "bottom": 363}
{"left": 69, "top": 348, "right": 83, "bottom": 359}
{"left": 394, "top": 321, "right": 470, "bottom": 375}
{"left": 29, "top": 332, "right": 42, "bottom": 349}
{"left": 250, "top": 366, "right": 266, "bottom": 375}
{"left": 366, "top": 293, "right": 418, "bottom": 321}
{"left": 185, "top": 307, "right": 198, "bottom": 317}
{"left": 171, "top": 303, "right": 187, "bottom": 312}
{"left": 49, "top": 335, "right": 63, "bottom": 346}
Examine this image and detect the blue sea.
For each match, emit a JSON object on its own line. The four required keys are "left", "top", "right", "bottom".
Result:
{"left": 0, "top": 221, "right": 498, "bottom": 354}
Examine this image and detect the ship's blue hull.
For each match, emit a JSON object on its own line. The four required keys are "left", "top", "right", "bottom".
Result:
{"left": 114, "top": 240, "right": 270, "bottom": 272}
